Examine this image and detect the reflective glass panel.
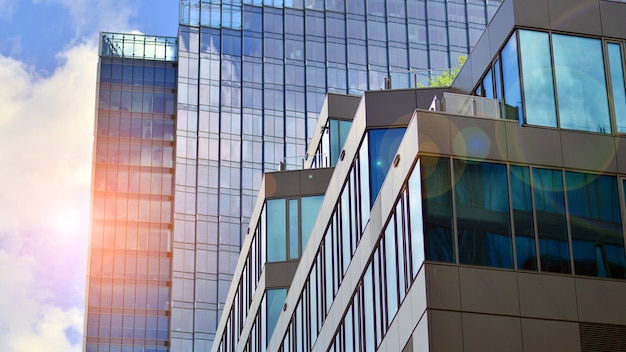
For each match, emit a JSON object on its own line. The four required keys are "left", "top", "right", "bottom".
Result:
{"left": 519, "top": 30, "right": 557, "bottom": 127}
{"left": 553, "top": 34, "right": 610, "bottom": 133}
{"left": 383, "top": 221, "right": 398, "bottom": 324}
{"left": 266, "top": 288, "right": 287, "bottom": 340}
{"left": 510, "top": 165, "right": 537, "bottom": 271}
{"left": 532, "top": 168, "right": 570, "bottom": 273}
{"left": 608, "top": 43, "right": 626, "bottom": 133}
{"left": 454, "top": 160, "right": 513, "bottom": 268}
{"left": 368, "top": 128, "right": 406, "bottom": 206}
{"left": 289, "top": 199, "right": 299, "bottom": 259}
{"left": 482, "top": 68, "right": 493, "bottom": 99}
{"left": 408, "top": 160, "right": 425, "bottom": 277}
{"left": 420, "top": 156, "right": 455, "bottom": 263}
{"left": 501, "top": 32, "right": 522, "bottom": 120}
{"left": 266, "top": 199, "right": 287, "bottom": 262}
{"left": 567, "top": 172, "right": 625, "bottom": 278}
{"left": 301, "top": 195, "right": 323, "bottom": 252}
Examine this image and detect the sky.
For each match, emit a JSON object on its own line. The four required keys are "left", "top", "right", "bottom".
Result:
{"left": 0, "top": 1, "right": 178, "bottom": 351}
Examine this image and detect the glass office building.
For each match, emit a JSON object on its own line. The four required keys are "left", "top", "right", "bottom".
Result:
{"left": 172, "top": 0, "right": 501, "bottom": 350}
{"left": 85, "top": 33, "right": 177, "bottom": 352}
{"left": 212, "top": 0, "right": 626, "bottom": 351}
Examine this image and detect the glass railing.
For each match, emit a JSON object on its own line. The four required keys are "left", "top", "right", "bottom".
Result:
{"left": 100, "top": 32, "right": 177, "bottom": 62}
{"left": 441, "top": 92, "right": 518, "bottom": 120}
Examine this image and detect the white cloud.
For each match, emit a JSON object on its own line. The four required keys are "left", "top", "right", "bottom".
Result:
{"left": 0, "top": 0, "right": 17, "bottom": 19}
{"left": 0, "top": 41, "right": 98, "bottom": 351}
{"left": 0, "top": 248, "right": 84, "bottom": 352}
{"left": 42, "top": 0, "right": 138, "bottom": 37}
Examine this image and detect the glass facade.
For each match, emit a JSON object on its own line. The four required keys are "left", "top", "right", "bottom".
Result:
{"left": 322, "top": 156, "right": 626, "bottom": 352}
{"left": 174, "top": 0, "right": 502, "bottom": 349}
{"left": 86, "top": 33, "right": 177, "bottom": 352}
{"left": 476, "top": 29, "right": 626, "bottom": 135}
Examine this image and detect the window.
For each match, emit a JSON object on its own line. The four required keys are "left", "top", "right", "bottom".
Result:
{"left": 553, "top": 34, "right": 610, "bottom": 133}
{"left": 454, "top": 160, "right": 513, "bottom": 268}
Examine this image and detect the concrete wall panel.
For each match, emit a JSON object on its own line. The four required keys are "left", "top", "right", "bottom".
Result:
{"left": 521, "top": 318, "right": 581, "bottom": 352}
{"left": 459, "top": 267, "right": 520, "bottom": 316}
{"left": 461, "top": 313, "right": 523, "bottom": 352}
{"left": 517, "top": 272, "right": 578, "bottom": 321}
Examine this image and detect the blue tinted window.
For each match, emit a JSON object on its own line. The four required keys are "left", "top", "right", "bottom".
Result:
{"left": 519, "top": 30, "right": 557, "bottom": 127}
{"left": 482, "top": 68, "right": 493, "bottom": 99}
{"left": 383, "top": 221, "right": 398, "bottom": 324}
{"left": 329, "top": 119, "right": 340, "bottom": 166}
{"left": 454, "top": 160, "right": 513, "bottom": 268}
{"left": 266, "top": 288, "right": 287, "bottom": 340}
{"left": 494, "top": 58, "right": 503, "bottom": 101}
{"left": 501, "top": 33, "right": 522, "bottom": 120}
{"left": 222, "top": 30, "right": 242, "bottom": 56}
{"left": 408, "top": 160, "right": 425, "bottom": 277}
{"left": 532, "top": 168, "right": 570, "bottom": 273}
{"left": 567, "top": 172, "right": 625, "bottom": 278}
{"left": 553, "top": 34, "right": 610, "bottom": 133}
{"left": 608, "top": 43, "right": 626, "bottom": 133}
{"left": 368, "top": 128, "right": 406, "bottom": 206}
{"left": 363, "top": 265, "right": 375, "bottom": 352}
{"left": 421, "top": 157, "right": 455, "bottom": 263}
{"left": 289, "top": 199, "right": 299, "bottom": 259}
{"left": 267, "top": 199, "right": 286, "bottom": 262}
{"left": 510, "top": 165, "right": 537, "bottom": 271}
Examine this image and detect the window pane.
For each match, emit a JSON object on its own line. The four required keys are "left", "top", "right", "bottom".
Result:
{"left": 553, "top": 34, "right": 610, "bottom": 133}
{"left": 421, "top": 156, "right": 455, "bottom": 263}
{"left": 501, "top": 32, "right": 522, "bottom": 120}
{"left": 608, "top": 43, "right": 626, "bottom": 133}
{"left": 408, "top": 160, "right": 425, "bottom": 277}
{"left": 510, "top": 165, "right": 538, "bottom": 271}
{"left": 368, "top": 128, "right": 406, "bottom": 206}
{"left": 267, "top": 199, "right": 287, "bottom": 262}
{"left": 519, "top": 30, "right": 557, "bottom": 127}
{"left": 532, "top": 168, "right": 570, "bottom": 273}
{"left": 482, "top": 68, "right": 493, "bottom": 99}
{"left": 383, "top": 221, "right": 398, "bottom": 324}
{"left": 454, "top": 160, "right": 513, "bottom": 268}
{"left": 266, "top": 288, "right": 287, "bottom": 340}
{"left": 329, "top": 119, "right": 340, "bottom": 166}
{"left": 567, "top": 172, "right": 625, "bottom": 278}
{"left": 289, "top": 199, "right": 299, "bottom": 259}
{"left": 301, "top": 195, "right": 323, "bottom": 252}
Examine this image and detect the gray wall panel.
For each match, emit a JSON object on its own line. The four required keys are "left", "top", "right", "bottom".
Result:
{"left": 576, "top": 277, "right": 626, "bottom": 325}
{"left": 517, "top": 272, "right": 578, "bottom": 321}
{"left": 461, "top": 313, "right": 523, "bottom": 352}
{"left": 600, "top": 0, "right": 626, "bottom": 39}
{"left": 560, "top": 130, "right": 617, "bottom": 173}
{"left": 425, "top": 264, "right": 461, "bottom": 311}
{"left": 416, "top": 111, "right": 452, "bottom": 156}
{"left": 364, "top": 89, "right": 418, "bottom": 128}
{"left": 429, "top": 310, "right": 463, "bottom": 352}
{"left": 513, "top": 0, "right": 550, "bottom": 29}
{"left": 505, "top": 123, "right": 564, "bottom": 167}
{"left": 521, "top": 319, "right": 582, "bottom": 352}
{"left": 459, "top": 267, "right": 520, "bottom": 316}
{"left": 548, "top": 0, "right": 602, "bottom": 36}
{"left": 448, "top": 114, "right": 508, "bottom": 161}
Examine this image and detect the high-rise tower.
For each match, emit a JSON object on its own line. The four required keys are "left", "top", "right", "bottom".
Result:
{"left": 85, "top": 33, "right": 177, "bottom": 352}
{"left": 173, "top": 0, "right": 501, "bottom": 349}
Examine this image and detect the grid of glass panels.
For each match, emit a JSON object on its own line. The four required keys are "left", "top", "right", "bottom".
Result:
{"left": 175, "top": 0, "right": 501, "bottom": 349}
{"left": 86, "top": 34, "right": 177, "bottom": 352}
{"left": 419, "top": 156, "right": 626, "bottom": 276}
{"left": 322, "top": 157, "right": 626, "bottom": 352}
{"left": 475, "top": 30, "right": 626, "bottom": 134}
